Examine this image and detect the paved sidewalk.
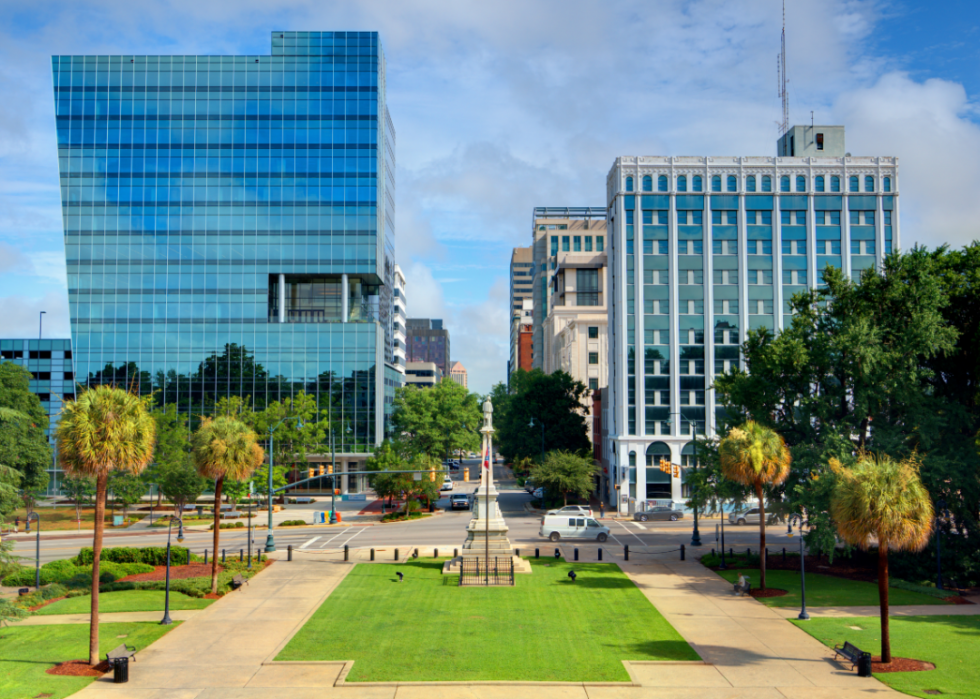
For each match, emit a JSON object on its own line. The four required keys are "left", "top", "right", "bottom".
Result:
{"left": 64, "top": 552, "right": 904, "bottom": 699}
{"left": 773, "top": 603, "right": 980, "bottom": 618}
{"left": 17, "top": 609, "right": 203, "bottom": 625}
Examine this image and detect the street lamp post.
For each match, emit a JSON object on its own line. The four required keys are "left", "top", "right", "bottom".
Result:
{"left": 528, "top": 418, "right": 544, "bottom": 463}
{"left": 265, "top": 416, "right": 301, "bottom": 552}
{"left": 936, "top": 498, "right": 947, "bottom": 591}
{"left": 161, "top": 514, "right": 185, "bottom": 625}
{"left": 718, "top": 498, "right": 727, "bottom": 570}
{"left": 787, "top": 515, "right": 810, "bottom": 620}
{"left": 39, "top": 311, "right": 46, "bottom": 341}
{"left": 247, "top": 495, "right": 253, "bottom": 569}
{"left": 25, "top": 513, "right": 40, "bottom": 590}
{"left": 690, "top": 434, "right": 702, "bottom": 547}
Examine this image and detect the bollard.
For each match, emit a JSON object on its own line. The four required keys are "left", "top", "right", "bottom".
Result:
{"left": 747, "top": 548, "right": 751, "bottom": 559}
{"left": 287, "top": 545, "right": 293, "bottom": 561}
{"left": 711, "top": 548, "right": 716, "bottom": 556}
{"left": 222, "top": 549, "right": 226, "bottom": 563}
{"left": 240, "top": 549, "right": 244, "bottom": 562}
{"left": 204, "top": 549, "right": 208, "bottom": 565}
{"left": 554, "top": 548, "right": 560, "bottom": 559}
{"left": 535, "top": 548, "right": 540, "bottom": 559}
{"left": 681, "top": 544, "right": 686, "bottom": 561}
{"left": 454, "top": 548, "right": 458, "bottom": 558}
{"left": 598, "top": 548, "right": 603, "bottom": 561}
{"left": 395, "top": 548, "right": 399, "bottom": 561}
{"left": 515, "top": 548, "right": 519, "bottom": 557}
{"left": 783, "top": 547, "right": 786, "bottom": 564}
{"left": 344, "top": 545, "right": 349, "bottom": 562}
{"left": 730, "top": 548, "right": 734, "bottom": 558}
{"left": 624, "top": 545, "right": 629, "bottom": 561}
{"left": 574, "top": 548, "right": 579, "bottom": 561}
{"left": 370, "top": 548, "right": 375, "bottom": 561}
{"left": 764, "top": 547, "right": 768, "bottom": 566}
{"left": 434, "top": 548, "right": 438, "bottom": 558}
{"left": 414, "top": 548, "right": 419, "bottom": 559}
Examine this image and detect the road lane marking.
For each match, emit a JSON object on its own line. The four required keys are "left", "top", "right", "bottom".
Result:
{"left": 298, "top": 536, "right": 321, "bottom": 549}
{"left": 631, "top": 522, "right": 647, "bottom": 530}
{"left": 614, "top": 520, "right": 648, "bottom": 545}
{"left": 319, "top": 528, "right": 355, "bottom": 548}
{"left": 338, "top": 527, "right": 366, "bottom": 547}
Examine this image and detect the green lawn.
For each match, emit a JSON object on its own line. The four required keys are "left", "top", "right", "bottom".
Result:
{"left": 793, "top": 615, "right": 980, "bottom": 698}
{"left": 0, "top": 622, "right": 175, "bottom": 699}
{"left": 36, "top": 590, "right": 214, "bottom": 616}
{"left": 276, "top": 559, "right": 699, "bottom": 682}
{"left": 714, "top": 568, "right": 948, "bottom": 608}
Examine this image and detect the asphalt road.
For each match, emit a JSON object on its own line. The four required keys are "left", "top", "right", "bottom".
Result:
{"left": 7, "top": 459, "right": 798, "bottom": 566}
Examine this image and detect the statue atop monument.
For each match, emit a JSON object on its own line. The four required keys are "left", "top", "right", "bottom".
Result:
{"left": 482, "top": 396, "right": 493, "bottom": 431}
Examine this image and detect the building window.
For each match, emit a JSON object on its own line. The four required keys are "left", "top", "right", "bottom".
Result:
{"left": 815, "top": 175, "right": 825, "bottom": 192}
{"left": 584, "top": 236, "right": 593, "bottom": 252}
{"left": 746, "top": 175, "right": 756, "bottom": 192}
{"left": 588, "top": 352, "right": 599, "bottom": 365}
{"left": 831, "top": 176, "right": 841, "bottom": 192}
{"left": 762, "top": 175, "right": 772, "bottom": 192}
{"left": 865, "top": 175, "right": 875, "bottom": 192}
{"left": 849, "top": 175, "right": 859, "bottom": 192}
{"left": 642, "top": 175, "right": 652, "bottom": 192}
{"left": 816, "top": 132, "right": 824, "bottom": 150}
{"left": 693, "top": 175, "right": 703, "bottom": 192}
{"left": 658, "top": 175, "right": 668, "bottom": 192}
{"left": 596, "top": 236, "right": 604, "bottom": 252}
{"left": 589, "top": 378, "right": 599, "bottom": 390}
{"left": 727, "top": 175, "right": 737, "bottom": 192}
{"left": 562, "top": 236, "right": 570, "bottom": 252}
{"left": 746, "top": 240, "right": 772, "bottom": 254}
{"left": 677, "top": 175, "right": 687, "bottom": 192}
{"left": 780, "top": 175, "right": 790, "bottom": 192}
{"left": 573, "top": 236, "right": 582, "bottom": 252}
{"left": 711, "top": 175, "right": 721, "bottom": 192}
{"left": 626, "top": 176, "right": 634, "bottom": 192}
{"left": 883, "top": 176, "right": 891, "bottom": 192}
{"left": 815, "top": 211, "right": 841, "bottom": 225}
{"left": 588, "top": 326, "right": 599, "bottom": 339}
{"left": 577, "top": 269, "right": 600, "bottom": 306}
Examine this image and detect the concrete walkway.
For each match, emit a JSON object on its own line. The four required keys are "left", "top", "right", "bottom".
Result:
{"left": 66, "top": 551, "right": 905, "bottom": 699}
{"left": 773, "top": 603, "right": 980, "bottom": 618}
{"left": 17, "top": 609, "right": 203, "bottom": 625}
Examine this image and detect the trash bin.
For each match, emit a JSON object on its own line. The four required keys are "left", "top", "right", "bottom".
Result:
{"left": 857, "top": 652, "right": 872, "bottom": 677}
{"left": 113, "top": 657, "right": 129, "bottom": 684}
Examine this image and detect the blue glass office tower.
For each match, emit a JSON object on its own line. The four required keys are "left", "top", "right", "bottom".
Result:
{"left": 604, "top": 127, "right": 899, "bottom": 511}
{"left": 52, "top": 32, "right": 398, "bottom": 460}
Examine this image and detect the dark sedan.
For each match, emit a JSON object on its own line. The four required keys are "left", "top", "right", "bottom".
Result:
{"left": 634, "top": 507, "right": 684, "bottom": 522}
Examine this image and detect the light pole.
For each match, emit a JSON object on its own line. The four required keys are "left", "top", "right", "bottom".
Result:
{"left": 265, "top": 416, "right": 301, "bottom": 552}
{"left": 936, "top": 498, "right": 947, "bottom": 590}
{"left": 38, "top": 311, "right": 46, "bottom": 341}
{"left": 718, "top": 496, "right": 727, "bottom": 570}
{"left": 25, "top": 513, "right": 40, "bottom": 590}
{"left": 528, "top": 418, "right": 544, "bottom": 463}
{"left": 689, "top": 427, "right": 702, "bottom": 547}
{"left": 247, "top": 494, "right": 253, "bottom": 569}
{"left": 787, "top": 514, "right": 810, "bottom": 620}
{"left": 161, "top": 514, "right": 185, "bottom": 625}
{"left": 328, "top": 423, "right": 352, "bottom": 525}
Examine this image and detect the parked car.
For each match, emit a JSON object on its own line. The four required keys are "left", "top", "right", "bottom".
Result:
{"left": 728, "top": 508, "right": 783, "bottom": 525}
{"left": 547, "top": 505, "right": 594, "bottom": 518}
{"left": 524, "top": 479, "right": 537, "bottom": 493}
{"left": 531, "top": 487, "right": 544, "bottom": 499}
{"left": 449, "top": 493, "right": 470, "bottom": 510}
{"left": 539, "top": 514, "right": 610, "bottom": 542}
{"left": 634, "top": 506, "right": 683, "bottom": 522}
{"left": 440, "top": 475, "right": 454, "bottom": 491}
{"left": 446, "top": 461, "right": 460, "bottom": 472}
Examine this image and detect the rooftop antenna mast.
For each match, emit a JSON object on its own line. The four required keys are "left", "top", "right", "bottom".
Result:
{"left": 778, "top": 0, "right": 789, "bottom": 136}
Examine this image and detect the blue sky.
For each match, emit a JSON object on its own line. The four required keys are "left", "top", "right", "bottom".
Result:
{"left": 1, "top": 0, "right": 979, "bottom": 395}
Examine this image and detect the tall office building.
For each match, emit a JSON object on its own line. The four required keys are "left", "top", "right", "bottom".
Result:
{"left": 392, "top": 264, "right": 407, "bottom": 375}
{"left": 449, "top": 360, "right": 467, "bottom": 389}
{"left": 52, "top": 32, "right": 399, "bottom": 478}
{"left": 605, "top": 127, "right": 898, "bottom": 510}
{"left": 508, "top": 297, "right": 534, "bottom": 383}
{"left": 509, "top": 247, "right": 533, "bottom": 314}
{"left": 0, "top": 339, "right": 74, "bottom": 494}
{"left": 406, "top": 318, "right": 450, "bottom": 377}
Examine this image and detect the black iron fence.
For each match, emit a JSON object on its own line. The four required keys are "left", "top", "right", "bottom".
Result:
{"left": 458, "top": 556, "right": 515, "bottom": 586}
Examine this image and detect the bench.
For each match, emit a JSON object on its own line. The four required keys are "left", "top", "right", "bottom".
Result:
{"left": 733, "top": 576, "right": 752, "bottom": 596}
{"left": 833, "top": 641, "right": 869, "bottom": 670}
{"left": 293, "top": 497, "right": 315, "bottom": 504}
{"left": 106, "top": 643, "right": 136, "bottom": 665}
{"left": 230, "top": 573, "right": 247, "bottom": 591}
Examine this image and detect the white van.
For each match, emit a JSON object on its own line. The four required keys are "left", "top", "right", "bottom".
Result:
{"left": 539, "top": 515, "right": 610, "bottom": 542}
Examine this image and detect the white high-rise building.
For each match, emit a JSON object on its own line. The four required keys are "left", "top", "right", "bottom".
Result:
{"left": 604, "top": 126, "right": 899, "bottom": 512}
{"left": 392, "top": 264, "right": 407, "bottom": 376}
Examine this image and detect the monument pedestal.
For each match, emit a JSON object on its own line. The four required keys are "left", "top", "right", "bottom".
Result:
{"left": 442, "top": 480, "right": 532, "bottom": 576}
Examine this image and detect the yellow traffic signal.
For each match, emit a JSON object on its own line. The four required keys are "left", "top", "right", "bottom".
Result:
{"left": 672, "top": 465, "right": 680, "bottom": 478}
{"left": 307, "top": 468, "right": 314, "bottom": 479}
{"left": 659, "top": 458, "right": 669, "bottom": 473}
{"left": 327, "top": 464, "right": 333, "bottom": 475}
{"left": 429, "top": 467, "right": 436, "bottom": 482}
{"left": 318, "top": 465, "right": 325, "bottom": 476}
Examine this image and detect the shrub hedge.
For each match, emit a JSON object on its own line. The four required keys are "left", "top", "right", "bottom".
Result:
{"left": 3, "top": 560, "right": 155, "bottom": 587}
{"left": 280, "top": 520, "right": 308, "bottom": 526}
{"left": 74, "top": 546, "right": 191, "bottom": 567}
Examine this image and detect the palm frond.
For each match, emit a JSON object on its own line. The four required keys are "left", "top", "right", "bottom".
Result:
{"left": 191, "top": 417, "right": 265, "bottom": 482}
{"left": 718, "top": 421, "right": 791, "bottom": 488}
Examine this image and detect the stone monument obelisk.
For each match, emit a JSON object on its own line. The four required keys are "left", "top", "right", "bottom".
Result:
{"left": 444, "top": 397, "right": 531, "bottom": 576}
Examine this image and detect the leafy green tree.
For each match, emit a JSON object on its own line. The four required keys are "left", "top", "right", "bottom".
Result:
{"left": 718, "top": 422, "right": 791, "bottom": 590}
{"left": 146, "top": 405, "right": 191, "bottom": 506}
{"left": 191, "top": 417, "right": 264, "bottom": 594}
{"left": 108, "top": 471, "right": 146, "bottom": 521}
{"left": 390, "top": 379, "right": 481, "bottom": 460}
{"left": 0, "top": 409, "right": 28, "bottom": 518}
{"left": 830, "top": 453, "right": 934, "bottom": 663}
{"left": 494, "top": 369, "right": 591, "bottom": 463}
{"left": 56, "top": 385, "right": 156, "bottom": 666}
{"left": 0, "top": 363, "right": 52, "bottom": 514}
{"left": 255, "top": 391, "right": 328, "bottom": 485}
{"left": 156, "top": 461, "right": 205, "bottom": 518}
{"left": 534, "top": 450, "right": 599, "bottom": 506}
{"left": 60, "top": 474, "right": 96, "bottom": 527}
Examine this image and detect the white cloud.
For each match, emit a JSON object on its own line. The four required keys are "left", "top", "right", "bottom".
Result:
{"left": 0, "top": 290, "right": 70, "bottom": 339}
{"left": 0, "top": 243, "right": 35, "bottom": 275}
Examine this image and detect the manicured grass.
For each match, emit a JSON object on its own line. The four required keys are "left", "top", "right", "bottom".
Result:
{"left": 4, "top": 507, "right": 137, "bottom": 531}
{"left": 35, "top": 590, "right": 214, "bottom": 616}
{"left": 714, "top": 568, "right": 948, "bottom": 608}
{"left": 0, "top": 622, "right": 175, "bottom": 699}
{"left": 276, "top": 559, "right": 699, "bottom": 682}
{"left": 793, "top": 615, "right": 980, "bottom": 698}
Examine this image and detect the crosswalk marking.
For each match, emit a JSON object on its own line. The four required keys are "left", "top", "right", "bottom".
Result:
{"left": 298, "top": 536, "right": 321, "bottom": 549}
{"left": 631, "top": 522, "right": 647, "bottom": 530}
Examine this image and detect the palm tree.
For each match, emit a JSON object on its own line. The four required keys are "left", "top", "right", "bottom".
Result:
{"left": 191, "top": 417, "right": 265, "bottom": 594}
{"left": 55, "top": 386, "right": 155, "bottom": 666}
{"left": 830, "top": 453, "right": 933, "bottom": 663}
{"left": 718, "top": 421, "right": 791, "bottom": 590}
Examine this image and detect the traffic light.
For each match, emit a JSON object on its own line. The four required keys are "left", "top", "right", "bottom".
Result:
{"left": 429, "top": 467, "right": 436, "bottom": 482}
{"left": 659, "top": 458, "right": 669, "bottom": 473}
{"left": 318, "top": 465, "right": 325, "bottom": 477}
{"left": 307, "top": 468, "right": 314, "bottom": 479}
{"left": 327, "top": 464, "right": 333, "bottom": 475}
{"left": 672, "top": 465, "right": 680, "bottom": 478}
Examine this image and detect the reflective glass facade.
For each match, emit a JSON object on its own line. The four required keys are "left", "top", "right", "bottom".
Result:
{"left": 53, "top": 31, "right": 396, "bottom": 451}
{"left": 605, "top": 150, "right": 899, "bottom": 508}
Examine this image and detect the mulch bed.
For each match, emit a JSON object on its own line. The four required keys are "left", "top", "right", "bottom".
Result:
{"left": 750, "top": 588, "right": 788, "bottom": 598}
{"left": 118, "top": 563, "right": 221, "bottom": 583}
{"left": 28, "top": 596, "right": 67, "bottom": 612}
{"left": 46, "top": 660, "right": 110, "bottom": 677}
{"left": 871, "top": 656, "right": 936, "bottom": 673}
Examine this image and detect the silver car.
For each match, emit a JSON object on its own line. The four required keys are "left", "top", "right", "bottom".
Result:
{"left": 728, "top": 508, "right": 784, "bottom": 525}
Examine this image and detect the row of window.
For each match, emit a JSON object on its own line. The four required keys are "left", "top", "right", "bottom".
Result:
{"left": 550, "top": 235, "right": 606, "bottom": 254}
{"left": 637, "top": 236, "right": 882, "bottom": 257}
{"left": 626, "top": 173, "right": 892, "bottom": 194}
{"left": 635, "top": 209, "right": 889, "bottom": 226}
